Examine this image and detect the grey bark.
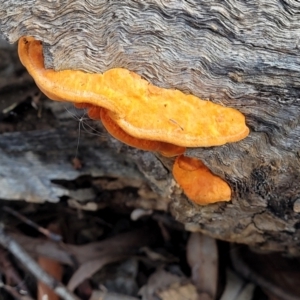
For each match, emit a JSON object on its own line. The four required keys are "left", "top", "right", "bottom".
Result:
{"left": 0, "top": 98, "right": 168, "bottom": 202}
{"left": 1, "top": 0, "right": 300, "bottom": 254}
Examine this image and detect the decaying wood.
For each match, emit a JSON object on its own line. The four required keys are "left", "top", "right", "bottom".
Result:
{"left": 1, "top": 0, "right": 300, "bottom": 253}
{"left": 0, "top": 123, "right": 145, "bottom": 202}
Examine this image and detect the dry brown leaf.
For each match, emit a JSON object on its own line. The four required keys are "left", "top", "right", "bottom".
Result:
{"left": 219, "top": 269, "right": 245, "bottom": 300}
{"left": 9, "top": 227, "right": 158, "bottom": 265}
{"left": 37, "top": 223, "right": 63, "bottom": 300}
{"left": 139, "top": 269, "right": 185, "bottom": 300}
{"left": 38, "top": 256, "right": 63, "bottom": 300}
{"left": 67, "top": 255, "right": 128, "bottom": 292}
{"left": 186, "top": 232, "right": 218, "bottom": 300}
{"left": 231, "top": 246, "right": 300, "bottom": 300}
{"left": 89, "top": 290, "right": 139, "bottom": 300}
{"left": 157, "top": 282, "right": 198, "bottom": 300}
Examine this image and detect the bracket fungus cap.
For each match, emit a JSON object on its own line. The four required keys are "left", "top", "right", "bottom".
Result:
{"left": 173, "top": 155, "right": 231, "bottom": 205}
{"left": 18, "top": 36, "right": 249, "bottom": 148}
{"left": 72, "top": 103, "right": 185, "bottom": 156}
{"left": 100, "top": 108, "right": 186, "bottom": 157}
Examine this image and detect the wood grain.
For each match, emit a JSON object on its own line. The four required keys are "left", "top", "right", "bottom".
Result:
{"left": 1, "top": 0, "right": 300, "bottom": 253}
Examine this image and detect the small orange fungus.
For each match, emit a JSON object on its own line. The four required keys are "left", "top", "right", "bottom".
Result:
{"left": 173, "top": 155, "right": 231, "bottom": 205}
{"left": 18, "top": 36, "right": 249, "bottom": 148}
{"left": 100, "top": 108, "right": 185, "bottom": 157}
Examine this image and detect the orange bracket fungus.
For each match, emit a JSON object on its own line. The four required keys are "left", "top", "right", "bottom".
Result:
{"left": 100, "top": 108, "right": 185, "bottom": 157}
{"left": 74, "top": 103, "right": 186, "bottom": 156}
{"left": 18, "top": 36, "right": 249, "bottom": 149}
{"left": 173, "top": 155, "right": 231, "bottom": 205}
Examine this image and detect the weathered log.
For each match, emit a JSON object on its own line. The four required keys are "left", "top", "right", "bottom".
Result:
{"left": 1, "top": 0, "right": 300, "bottom": 254}
{"left": 0, "top": 40, "right": 170, "bottom": 203}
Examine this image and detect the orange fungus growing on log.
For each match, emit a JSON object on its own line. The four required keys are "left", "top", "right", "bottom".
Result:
{"left": 100, "top": 108, "right": 185, "bottom": 157}
{"left": 18, "top": 36, "right": 249, "bottom": 148}
{"left": 173, "top": 155, "right": 231, "bottom": 205}
{"left": 73, "top": 103, "right": 185, "bottom": 156}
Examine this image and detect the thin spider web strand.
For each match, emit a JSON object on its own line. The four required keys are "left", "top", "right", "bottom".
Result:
{"left": 64, "top": 106, "right": 107, "bottom": 158}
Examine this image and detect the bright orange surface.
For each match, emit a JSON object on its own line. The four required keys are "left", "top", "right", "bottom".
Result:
{"left": 173, "top": 155, "right": 231, "bottom": 205}
{"left": 18, "top": 36, "right": 249, "bottom": 147}
{"left": 100, "top": 108, "right": 185, "bottom": 157}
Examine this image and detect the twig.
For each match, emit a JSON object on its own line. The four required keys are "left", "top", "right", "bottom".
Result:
{"left": 3, "top": 206, "right": 62, "bottom": 242}
{"left": 0, "top": 247, "right": 31, "bottom": 296}
{"left": 0, "top": 279, "right": 34, "bottom": 300}
{"left": 0, "top": 224, "right": 80, "bottom": 300}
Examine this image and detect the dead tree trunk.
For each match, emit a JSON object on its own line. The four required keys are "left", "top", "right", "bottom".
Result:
{"left": 1, "top": 0, "right": 300, "bottom": 254}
